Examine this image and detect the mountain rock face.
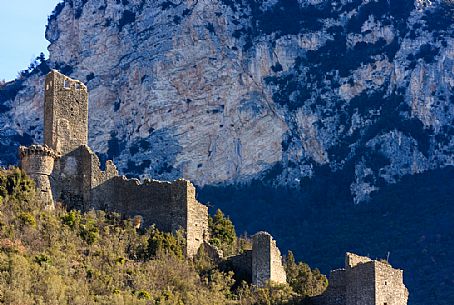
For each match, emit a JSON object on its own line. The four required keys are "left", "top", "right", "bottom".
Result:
{"left": 1, "top": 1, "right": 454, "bottom": 304}
{"left": 0, "top": 0, "right": 454, "bottom": 202}
{"left": 1, "top": 0, "right": 453, "bottom": 203}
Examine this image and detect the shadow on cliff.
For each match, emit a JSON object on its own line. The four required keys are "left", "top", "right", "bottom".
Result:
{"left": 198, "top": 166, "right": 454, "bottom": 305}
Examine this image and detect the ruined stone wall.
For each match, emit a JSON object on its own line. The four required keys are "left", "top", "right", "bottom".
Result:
{"left": 185, "top": 181, "right": 209, "bottom": 257}
{"left": 252, "top": 232, "right": 286, "bottom": 287}
{"left": 375, "top": 261, "right": 408, "bottom": 305}
{"left": 84, "top": 145, "right": 119, "bottom": 208}
{"left": 53, "top": 146, "right": 91, "bottom": 209}
{"left": 110, "top": 177, "right": 184, "bottom": 231}
{"left": 346, "top": 252, "right": 372, "bottom": 269}
{"left": 90, "top": 177, "right": 207, "bottom": 256}
{"left": 312, "top": 269, "right": 347, "bottom": 305}
{"left": 224, "top": 250, "right": 253, "bottom": 283}
{"left": 44, "top": 70, "right": 88, "bottom": 154}
{"left": 46, "top": 143, "right": 207, "bottom": 257}
{"left": 313, "top": 253, "right": 409, "bottom": 305}
{"left": 346, "top": 261, "right": 376, "bottom": 305}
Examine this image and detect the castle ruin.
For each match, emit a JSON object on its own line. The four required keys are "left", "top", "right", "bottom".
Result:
{"left": 313, "top": 253, "right": 409, "bottom": 305}
{"left": 18, "top": 70, "right": 409, "bottom": 301}
{"left": 20, "top": 70, "right": 208, "bottom": 256}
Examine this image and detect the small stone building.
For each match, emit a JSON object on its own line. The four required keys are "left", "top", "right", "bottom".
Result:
{"left": 313, "top": 252, "right": 409, "bottom": 305}
{"left": 19, "top": 70, "right": 208, "bottom": 257}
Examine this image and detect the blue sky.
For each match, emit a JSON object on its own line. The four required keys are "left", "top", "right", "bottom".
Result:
{"left": 0, "top": 0, "right": 62, "bottom": 81}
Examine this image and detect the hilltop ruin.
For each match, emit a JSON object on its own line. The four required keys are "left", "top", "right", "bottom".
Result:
{"left": 18, "top": 71, "right": 409, "bottom": 304}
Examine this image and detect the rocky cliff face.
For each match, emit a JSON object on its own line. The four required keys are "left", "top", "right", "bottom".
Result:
{"left": 1, "top": 1, "right": 454, "bottom": 304}
{"left": 1, "top": 0, "right": 453, "bottom": 204}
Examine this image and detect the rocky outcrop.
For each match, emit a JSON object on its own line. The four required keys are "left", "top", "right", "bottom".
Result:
{"left": 1, "top": 0, "right": 453, "bottom": 204}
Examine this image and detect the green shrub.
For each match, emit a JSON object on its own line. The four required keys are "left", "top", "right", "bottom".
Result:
{"left": 61, "top": 210, "right": 80, "bottom": 228}
{"left": 237, "top": 281, "right": 299, "bottom": 305}
{"left": 136, "top": 289, "right": 151, "bottom": 300}
{"left": 146, "top": 227, "right": 184, "bottom": 259}
{"left": 209, "top": 209, "right": 237, "bottom": 256}
{"left": 285, "top": 251, "right": 328, "bottom": 297}
{"left": 34, "top": 254, "right": 52, "bottom": 266}
{"left": 80, "top": 221, "right": 99, "bottom": 245}
{"left": 0, "top": 168, "right": 35, "bottom": 202}
{"left": 18, "top": 212, "right": 36, "bottom": 227}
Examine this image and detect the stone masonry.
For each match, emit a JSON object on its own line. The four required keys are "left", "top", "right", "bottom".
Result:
{"left": 252, "top": 231, "right": 287, "bottom": 287}
{"left": 225, "top": 231, "right": 287, "bottom": 287}
{"left": 19, "top": 70, "right": 208, "bottom": 257}
{"left": 313, "top": 253, "right": 409, "bottom": 305}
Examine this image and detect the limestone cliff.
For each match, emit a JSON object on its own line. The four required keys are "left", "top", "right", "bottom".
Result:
{"left": 1, "top": 0, "right": 453, "bottom": 203}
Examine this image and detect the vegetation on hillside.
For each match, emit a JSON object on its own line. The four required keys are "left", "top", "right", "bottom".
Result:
{"left": 0, "top": 168, "right": 327, "bottom": 305}
{"left": 209, "top": 209, "right": 238, "bottom": 256}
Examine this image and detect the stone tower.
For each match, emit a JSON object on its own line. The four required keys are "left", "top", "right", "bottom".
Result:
{"left": 44, "top": 70, "right": 88, "bottom": 154}
{"left": 252, "top": 231, "right": 287, "bottom": 287}
{"left": 19, "top": 145, "right": 60, "bottom": 205}
{"left": 345, "top": 253, "right": 408, "bottom": 305}
{"left": 313, "top": 253, "right": 408, "bottom": 305}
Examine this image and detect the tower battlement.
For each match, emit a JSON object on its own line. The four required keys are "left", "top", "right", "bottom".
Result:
{"left": 19, "top": 144, "right": 60, "bottom": 176}
{"left": 19, "top": 144, "right": 61, "bottom": 159}
{"left": 19, "top": 144, "right": 60, "bottom": 205}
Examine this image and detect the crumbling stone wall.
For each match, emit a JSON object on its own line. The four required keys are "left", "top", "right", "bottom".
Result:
{"left": 346, "top": 252, "right": 372, "bottom": 269}
{"left": 375, "top": 260, "right": 408, "bottom": 305}
{"left": 252, "top": 232, "right": 287, "bottom": 287}
{"left": 200, "top": 242, "right": 223, "bottom": 262}
{"left": 223, "top": 250, "right": 253, "bottom": 283}
{"left": 186, "top": 181, "right": 209, "bottom": 257}
{"left": 89, "top": 176, "right": 208, "bottom": 257}
{"left": 313, "top": 253, "right": 408, "bottom": 305}
{"left": 346, "top": 257, "right": 376, "bottom": 305}
{"left": 312, "top": 269, "right": 347, "bottom": 305}
{"left": 44, "top": 70, "right": 88, "bottom": 154}
{"left": 223, "top": 232, "right": 286, "bottom": 287}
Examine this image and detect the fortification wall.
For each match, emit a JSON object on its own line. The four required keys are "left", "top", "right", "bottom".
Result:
{"left": 90, "top": 176, "right": 207, "bottom": 256}
{"left": 375, "top": 261, "right": 408, "bottom": 305}
{"left": 186, "top": 181, "right": 209, "bottom": 257}
{"left": 53, "top": 147, "right": 90, "bottom": 210}
{"left": 346, "top": 261, "right": 376, "bottom": 305}
{"left": 313, "top": 253, "right": 409, "bottom": 305}
{"left": 109, "top": 177, "right": 185, "bottom": 231}
{"left": 312, "top": 269, "right": 347, "bottom": 305}
{"left": 84, "top": 145, "right": 119, "bottom": 208}
{"left": 252, "top": 232, "right": 286, "bottom": 287}
{"left": 223, "top": 250, "right": 253, "bottom": 283}
{"left": 44, "top": 70, "right": 88, "bottom": 154}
